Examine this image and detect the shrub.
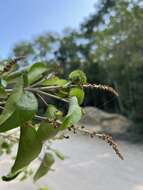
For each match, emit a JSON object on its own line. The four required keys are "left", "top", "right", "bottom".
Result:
{"left": 0, "top": 57, "right": 123, "bottom": 182}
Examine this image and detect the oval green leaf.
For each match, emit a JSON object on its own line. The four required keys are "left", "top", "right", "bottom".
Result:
{"left": 69, "top": 87, "right": 85, "bottom": 105}
{"left": 0, "top": 91, "right": 38, "bottom": 132}
{"left": 42, "top": 76, "right": 67, "bottom": 86}
{"left": 0, "top": 77, "right": 23, "bottom": 127}
{"left": 11, "top": 125, "right": 42, "bottom": 173}
{"left": 61, "top": 96, "right": 82, "bottom": 129}
{"left": 28, "top": 62, "right": 48, "bottom": 84}
{"left": 37, "top": 105, "right": 63, "bottom": 142}
{"left": 33, "top": 153, "right": 55, "bottom": 182}
{"left": 37, "top": 122, "right": 61, "bottom": 142}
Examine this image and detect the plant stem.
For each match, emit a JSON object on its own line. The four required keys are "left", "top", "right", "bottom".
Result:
{"left": 35, "top": 115, "right": 48, "bottom": 120}
{"left": 0, "top": 101, "right": 6, "bottom": 105}
{"left": 36, "top": 93, "right": 48, "bottom": 106}
{"left": 28, "top": 88, "right": 68, "bottom": 103}
{"left": 0, "top": 106, "right": 4, "bottom": 110}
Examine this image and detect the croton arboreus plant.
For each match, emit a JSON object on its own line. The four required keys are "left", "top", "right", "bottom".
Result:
{"left": 0, "top": 57, "right": 123, "bottom": 182}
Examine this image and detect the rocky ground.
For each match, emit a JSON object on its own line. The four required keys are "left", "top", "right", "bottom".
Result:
{"left": 80, "top": 107, "right": 133, "bottom": 134}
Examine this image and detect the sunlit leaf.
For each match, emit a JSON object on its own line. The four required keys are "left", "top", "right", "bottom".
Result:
{"left": 0, "top": 91, "right": 38, "bottom": 132}
{"left": 0, "top": 79, "right": 7, "bottom": 88}
{"left": 69, "top": 87, "right": 85, "bottom": 105}
{"left": 28, "top": 62, "right": 48, "bottom": 84}
{"left": 6, "top": 62, "right": 48, "bottom": 84}
{"left": 61, "top": 96, "right": 82, "bottom": 129}
{"left": 42, "top": 76, "right": 67, "bottom": 86}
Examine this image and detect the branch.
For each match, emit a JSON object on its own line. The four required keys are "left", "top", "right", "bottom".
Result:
{"left": 36, "top": 93, "right": 48, "bottom": 106}
{"left": 38, "top": 83, "right": 118, "bottom": 97}
{"left": 28, "top": 88, "right": 68, "bottom": 103}
{"left": 0, "top": 106, "right": 4, "bottom": 110}
{"left": 69, "top": 125, "right": 124, "bottom": 160}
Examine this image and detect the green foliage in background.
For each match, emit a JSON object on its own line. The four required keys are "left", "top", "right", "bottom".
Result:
{"left": 10, "top": 0, "right": 143, "bottom": 128}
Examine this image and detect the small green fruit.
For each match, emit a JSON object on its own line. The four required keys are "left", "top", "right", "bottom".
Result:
{"left": 69, "top": 70, "right": 87, "bottom": 84}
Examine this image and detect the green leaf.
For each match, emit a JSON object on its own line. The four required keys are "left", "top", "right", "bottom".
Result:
{"left": 45, "top": 104, "right": 62, "bottom": 120}
{"left": 0, "top": 91, "right": 38, "bottom": 132}
{"left": 0, "top": 79, "right": 7, "bottom": 88}
{"left": 42, "top": 76, "right": 67, "bottom": 86}
{"left": 16, "top": 91, "right": 38, "bottom": 123}
{"left": 11, "top": 125, "right": 42, "bottom": 173}
{"left": 28, "top": 62, "right": 48, "bottom": 84}
{"left": 45, "top": 104, "right": 58, "bottom": 119}
{"left": 33, "top": 153, "right": 55, "bottom": 182}
{"left": 37, "top": 123, "right": 61, "bottom": 142}
{"left": 37, "top": 105, "right": 62, "bottom": 142}
{"left": 0, "top": 77, "right": 23, "bottom": 127}
{"left": 53, "top": 149, "right": 65, "bottom": 160}
{"left": 69, "top": 70, "right": 87, "bottom": 84}
{"left": 2, "top": 171, "right": 22, "bottom": 182}
{"left": 6, "top": 62, "right": 49, "bottom": 84}
{"left": 61, "top": 97, "right": 82, "bottom": 129}
{"left": 5, "top": 70, "right": 24, "bottom": 83}
{"left": 69, "top": 87, "right": 85, "bottom": 105}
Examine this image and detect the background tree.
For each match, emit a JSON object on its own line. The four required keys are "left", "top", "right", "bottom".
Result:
{"left": 10, "top": 0, "right": 143, "bottom": 129}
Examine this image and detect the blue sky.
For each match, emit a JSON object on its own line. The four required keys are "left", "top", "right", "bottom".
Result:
{"left": 0, "top": 0, "right": 96, "bottom": 58}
